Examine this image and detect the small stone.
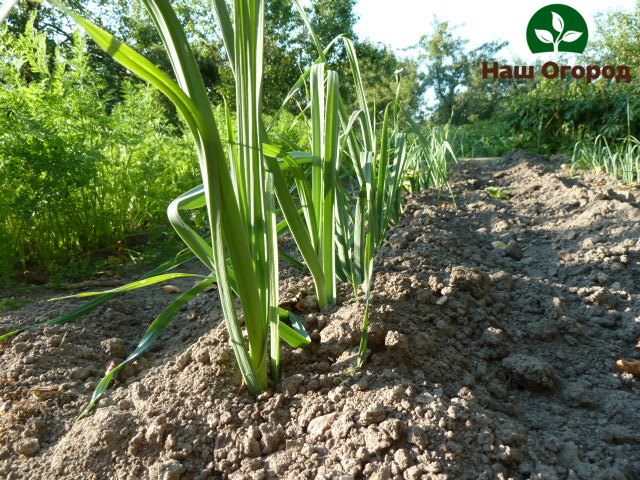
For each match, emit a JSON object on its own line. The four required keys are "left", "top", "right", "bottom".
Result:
{"left": 480, "top": 327, "right": 510, "bottom": 359}
{"left": 307, "top": 413, "right": 337, "bottom": 436}
{"left": 493, "top": 220, "right": 510, "bottom": 232}
{"left": 601, "top": 425, "right": 639, "bottom": 444}
{"left": 502, "top": 354, "right": 559, "bottom": 391}
{"left": 360, "top": 403, "right": 386, "bottom": 425}
{"left": 155, "top": 462, "right": 183, "bottom": 480}
{"left": 403, "top": 465, "right": 424, "bottom": 480}
{"left": 101, "top": 338, "right": 126, "bottom": 358}
{"left": 586, "top": 288, "right": 617, "bottom": 310}
{"left": 445, "top": 266, "right": 491, "bottom": 299}
{"left": 380, "top": 418, "right": 403, "bottom": 441}
{"left": 364, "top": 426, "right": 391, "bottom": 453}
{"left": 331, "top": 414, "right": 355, "bottom": 439}
{"left": 281, "top": 374, "right": 305, "bottom": 395}
{"left": 15, "top": 438, "right": 40, "bottom": 457}
{"left": 163, "top": 285, "right": 182, "bottom": 294}
{"left": 259, "top": 424, "right": 285, "bottom": 454}
{"left": 12, "top": 342, "right": 29, "bottom": 353}
{"left": 244, "top": 437, "right": 262, "bottom": 457}
{"left": 394, "top": 449, "right": 412, "bottom": 470}
{"left": 406, "top": 425, "right": 427, "bottom": 449}
{"left": 505, "top": 241, "right": 525, "bottom": 260}
{"left": 390, "top": 237, "right": 408, "bottom": 249}
{"left": 435, "top": 295, "right": 448, "bottom": 306}
{"left": 296, "top": 294, "right": 319, "bottom": 312}
{"left": 146, "top": 422, "right": 168, "bottom": 444}
{"left": 385, "top": 331, "right": 410, "bottom": 358}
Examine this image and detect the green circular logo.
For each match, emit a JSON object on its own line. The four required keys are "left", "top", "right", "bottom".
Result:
{"left": 527, "top": 4, "right": 589, "bottom": 54}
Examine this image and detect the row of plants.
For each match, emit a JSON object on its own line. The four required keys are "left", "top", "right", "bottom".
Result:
{"left": 0, "top": 0, "right": 454, "bottom": 415}
{"left": 572, "top": 136, "right": 640, "bottom": 185}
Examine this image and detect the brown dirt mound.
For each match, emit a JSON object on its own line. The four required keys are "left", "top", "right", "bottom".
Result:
{"left": 1, "top": 154, "right": 639, "bottom": 479}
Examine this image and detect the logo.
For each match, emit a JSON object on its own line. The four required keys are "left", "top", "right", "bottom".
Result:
{"left": 480, "top": 3, "right": 630, "bottom": 84}
{"left": 527, "top": 4, "right": 588, "bottom": 54}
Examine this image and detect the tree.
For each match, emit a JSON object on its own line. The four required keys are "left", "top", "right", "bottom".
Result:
{"left": 354, "top": 41, "right": 425, "bottom": 119}
{"left": 414, "top": 19, "right": 506, "bottom": 123}
{"left": 308, "top": 0, "right": 357, "bottom": 60}
{"left": 590, "top": 1, "right": 640, "bottom": 69}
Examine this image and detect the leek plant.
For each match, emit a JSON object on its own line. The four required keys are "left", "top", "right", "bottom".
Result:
{"left": 1, "top": 0, "right": 455, "bottom": 414}
{"left": 572, "top": 134, "right": 640, "bottom": 185}
{"left": 572, "top": 104, "right": 639, "bottom": 185}
{"left": 275, "top": 8, "right": 457, "bottom": 365}
{"left": 263, "top": 63, "right": 340, "bottom": 308}
{"left": 1, "top": 0, "right": 306, "bottom": 406}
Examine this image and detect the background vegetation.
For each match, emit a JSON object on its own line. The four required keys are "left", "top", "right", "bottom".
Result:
{"left": 1, "top": 0, "right": 638, "bottom": 283}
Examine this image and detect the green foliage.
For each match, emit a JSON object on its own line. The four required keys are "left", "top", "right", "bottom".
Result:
{"left": 450, "top": 120, "right": 520, "bottom": 158}
{"left": 590, "top": 2, "right": 640, "bottom": 70}
{"left": 504, "top": 73, "right": 638, "bottom": 153}
{"left": 413, "top": 19, "right": 506, "bottom": 124}
{"left": 0, "top": 296, "right": 34, "bottom": 314}
{"left": 0, "top": 0, "right": 454, "bottom": 415}
{"left": 573, "top": 134, "right": 640, "bottom": 185}
{"left": 421, "top": 5, "right": 639, "bottom": 157}
{"left": 0, "top": 18, "right": 199, "bottom": 277}
{"left": 354, "top": 41, "right": 425, "bottom": 118}
{"left": 485, "top": 187, "right": 513, "bottom": 200}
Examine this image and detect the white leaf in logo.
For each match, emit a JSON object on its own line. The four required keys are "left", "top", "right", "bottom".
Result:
{"left": 535, "top": 29, "right": 554, "bottom": 44}
{"left": 552, "top": 11, "right": 564, "bottom": 33}
{"left": 561, "top": 30, "right": 583, "bottom": 43}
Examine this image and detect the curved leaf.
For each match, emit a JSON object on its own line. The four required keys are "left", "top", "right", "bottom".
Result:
{"left": 78, "top": 278, "right": 216, "bottom": 419}
{"left": 535, "top": 29, "right": 554, "bottom": 44}
{"left": 50, "top": 273, "right": 211, "bottom": 300}
{"left": 551, "top": 11, "right": 564, "bottom": 33}
{"left": 561, "top": 31, "right": 583, "bottom": 43}
{"left": 278, "top": 309, "right": 310, "bottom": 348}
{"left": 0, "top": 252, "right": 195, "bottom": 342}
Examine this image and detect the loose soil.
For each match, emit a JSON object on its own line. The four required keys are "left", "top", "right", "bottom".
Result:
{"left": 1, "top": 152, "right": 639, "bottom": 480}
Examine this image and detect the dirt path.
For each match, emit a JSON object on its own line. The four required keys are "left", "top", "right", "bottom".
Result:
{"left": 1, "top": 152, "right": 639, "bottom": 480}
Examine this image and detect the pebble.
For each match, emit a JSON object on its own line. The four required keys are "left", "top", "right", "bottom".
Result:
{"left": 601, "top": 425, "right": 639, "bottom": 444}
{"left": 384, "top": 331, "right": 410, "bottom": 357}
{"left": 502, "top": 354, "right": 559, "bottom": 391}
{"left": 307, "top": 413, "right": 337, "bottom": 436}
{"left": 15, "top": 438, "right": 40, "bottom": 457}
{"left": 101, "top": 338, "right": 126, "bottom": 358}
{"left": 359, "top": 403, "right": 386, "bottom": 425}
{"left": 281, "top": 374, "right": 305, "bottom": 395}
{"left": 258, "top": 424, "right": 285, "bottom": 454}
{"left": 243, "top": 437, "right": 262, "bottom": 457}
{"left": 505, "top": 241, "right": 525, "bottom": 260}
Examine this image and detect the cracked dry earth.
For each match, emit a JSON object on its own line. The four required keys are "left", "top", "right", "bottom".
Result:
{"left": 1, "top": 151, "right": 640, "bottom": 480}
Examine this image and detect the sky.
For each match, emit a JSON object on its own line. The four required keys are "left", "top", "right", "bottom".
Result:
{"left": 354, "top": 0, "right": 637, "bottom": 62}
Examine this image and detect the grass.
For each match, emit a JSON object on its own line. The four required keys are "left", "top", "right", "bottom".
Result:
{"left": 0, "top": 296, "right": 34, "bottom": 315}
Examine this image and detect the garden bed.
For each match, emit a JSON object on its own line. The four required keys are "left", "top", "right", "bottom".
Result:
{"left": 1, "top": 153, "right": 639, "bottom": 479}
